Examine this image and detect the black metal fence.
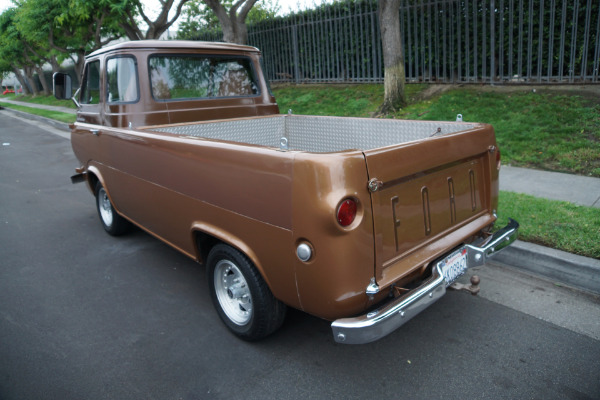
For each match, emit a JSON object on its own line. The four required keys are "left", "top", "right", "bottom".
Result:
{"left": 194, "top": 0, "right": 600, "bottom": 84}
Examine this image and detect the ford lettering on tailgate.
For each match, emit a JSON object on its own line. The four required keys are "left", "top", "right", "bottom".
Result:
{"left": 372, "top": 157, "right": 487, "bottom": 269}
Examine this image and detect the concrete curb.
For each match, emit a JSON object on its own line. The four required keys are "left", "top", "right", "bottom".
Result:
{"left": 493, "top": 240, "right": 600, "bottom": 295}
{"left": 0, "top": 106, "right": 71, "bottom": 132}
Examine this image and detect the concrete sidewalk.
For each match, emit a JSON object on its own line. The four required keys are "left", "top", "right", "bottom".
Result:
{"left": 500, "top": 165, "right": 600, "bottom": 208}
{"left": 1, "top": 102, "right": 599, "bottom": 294}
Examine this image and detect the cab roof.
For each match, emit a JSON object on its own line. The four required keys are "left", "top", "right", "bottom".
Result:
{"left": 87, "top": 40, "right": 260, "bottom": 59}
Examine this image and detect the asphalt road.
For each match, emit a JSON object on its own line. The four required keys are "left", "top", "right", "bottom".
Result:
{"left": 1, "top": 111, "right": 599, "bottom": 400}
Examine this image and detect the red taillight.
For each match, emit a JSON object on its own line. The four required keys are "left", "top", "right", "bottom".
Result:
{"left": 337, "top": 199, "right": 357, "bottom": 227}
{"left": 496, "top": 148, "right": 502, "bottom": 170}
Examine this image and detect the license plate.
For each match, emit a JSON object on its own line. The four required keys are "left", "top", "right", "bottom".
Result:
{"left": 438, "top": 247, "right": 468, "bottom": 285}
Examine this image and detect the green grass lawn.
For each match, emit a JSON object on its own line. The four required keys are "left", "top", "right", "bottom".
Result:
{"left": 0, "top": 101, "right": 76, "bottom": 124}
{"left": 398, "top": 90, "right": 600, "bottom": 177}
{"left": 2, "top": 93, "right": 77, "bottom": 109}
{"left": 274, "top": 84, "right": 427, "bottom": 117}
{"left": 496, "top": 191, "right": 600, "bottom": 259}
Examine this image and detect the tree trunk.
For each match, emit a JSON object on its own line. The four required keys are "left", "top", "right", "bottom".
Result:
{"left": 11, "top": 67, "right": 31, "bottom": 95}
{"left": 74, "top": 52, "right": 86, "bottom": 83}
{"left": 377, "top": 0, "right": 406, "bottom": 115}
{"left": 34, "top": 65, "right": 51, "bottom": 96}
{"left": 232, "top": 18, "right": 249, "bottom": 44}
{"left": 50, "top": 56, "right": 60, "bottom": 74}
{"left": 221, "top": 20, "right": 237, "bottom": 43}
{"left": 220, "top": 19, "right": 247, "bottom": 44}
{"left": 120, "top": 0, "right": 189, "bottom": 40}
{"left": 23, "top": 66, "right": 39, "bottom": 96}
{"left": 204, "top": 0, "right": 257, "bottom": 45}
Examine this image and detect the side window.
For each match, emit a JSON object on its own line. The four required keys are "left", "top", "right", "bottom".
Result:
{"left": 148, "top": 55, "right": 259, "bottom": 101}
{"left": 80, "top": 60, "right": 100, "bottom": 105}
{"left": 106, "top": 57, "right": 139, "bottom": 103}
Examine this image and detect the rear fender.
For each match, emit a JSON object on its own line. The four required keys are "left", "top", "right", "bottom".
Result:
{"left": 190, "top": 222, "right": 268, "bottom": 287}
{"left": 84, "top": 164, "right": 102, "bottom": 194}
{"left": 82, "top": 165, "right": 123, "bottom": 220}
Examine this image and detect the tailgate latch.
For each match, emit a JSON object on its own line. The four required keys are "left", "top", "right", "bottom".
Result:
{"left": 365, "top": 278, "right": 380, "bottom": 299}
{"left": 367, "top": 178, "right": 383, "bottom": 193}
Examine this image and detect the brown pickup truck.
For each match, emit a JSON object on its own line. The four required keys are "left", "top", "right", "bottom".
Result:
{"left": 54, "top": 40, "right": 518, "bottom": 344}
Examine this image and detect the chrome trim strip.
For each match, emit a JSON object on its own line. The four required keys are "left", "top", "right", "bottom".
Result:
{"left": 331, "top": 218, "right": 519, "bottom": 344}
{"left": 72, "top": 88, "right": 81, "bottom": 108}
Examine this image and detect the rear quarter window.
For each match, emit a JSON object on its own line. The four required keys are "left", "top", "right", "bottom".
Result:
{"left": 148, "top": 55, "right": 259, "bottom": 101}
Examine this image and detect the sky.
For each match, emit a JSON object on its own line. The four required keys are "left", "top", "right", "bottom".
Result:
{"left": 277, "top": 0, "right": 333, "bottom": 15}
{"left": 0, "top": 0, "right": 12, "bottom": 14}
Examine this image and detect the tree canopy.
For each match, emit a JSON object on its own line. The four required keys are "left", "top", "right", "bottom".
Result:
{"left": 0, "top": 0, "right": 272, "bottom": 93}
{"left": 177, "top": 0, "right": 279, "bottom": 43}
{"left": 116, "top": 0, "right": 192, "bottom": 40}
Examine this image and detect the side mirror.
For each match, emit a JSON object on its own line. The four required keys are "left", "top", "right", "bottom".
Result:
{"left": 53, "top": 72, "right": 72, "bottom": 100}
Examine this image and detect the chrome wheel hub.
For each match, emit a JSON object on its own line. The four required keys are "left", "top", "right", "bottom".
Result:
{"left": 214, "top": 260, "right": 252, "bottom": 325}
{"left": 98, "top": 188, "right": 113, "bottom": 227}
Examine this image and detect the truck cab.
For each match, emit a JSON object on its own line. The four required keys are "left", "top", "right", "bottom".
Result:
{"left": 56, "top": 40, "right": 279, "bottom": 128}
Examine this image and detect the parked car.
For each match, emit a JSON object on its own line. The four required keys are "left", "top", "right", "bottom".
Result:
{"left": 54, "top": 40, "right": 519, "bottom": 344}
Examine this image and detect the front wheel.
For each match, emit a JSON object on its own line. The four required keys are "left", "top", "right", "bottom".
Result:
{"left": 94, "top": 181, "right": 131, "bottom": 236}
{"left": 207, "top": 244, "right": 286, "bottom": 341}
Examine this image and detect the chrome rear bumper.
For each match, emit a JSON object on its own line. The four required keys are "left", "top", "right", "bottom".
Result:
{"left": 331, "top": 218, "right": 519, "bottom": 344}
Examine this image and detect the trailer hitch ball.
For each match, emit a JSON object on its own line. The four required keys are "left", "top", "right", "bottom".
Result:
{"left": 449, "top": 275, "right": 481, "bottom": 295}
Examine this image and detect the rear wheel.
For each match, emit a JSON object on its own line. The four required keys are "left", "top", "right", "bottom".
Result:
{"left": 94, "top": 181, "right": 131, "bottom": 236}
{"left": 207, "top": 244, "right": 286, "bottom": 341}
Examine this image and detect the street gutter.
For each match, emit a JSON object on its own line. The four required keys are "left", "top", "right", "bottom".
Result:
{"left": 493, "top": 240, "right": 600, "bottom": 296}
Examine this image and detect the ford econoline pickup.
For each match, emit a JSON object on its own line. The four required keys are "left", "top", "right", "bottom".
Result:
{"left": 54, "top": 40, "right": 518, "bottom": 344}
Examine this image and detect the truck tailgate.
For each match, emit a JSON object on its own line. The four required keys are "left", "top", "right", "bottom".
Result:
{"left": 363, "top": 123, "right": 498, "bottom": 287}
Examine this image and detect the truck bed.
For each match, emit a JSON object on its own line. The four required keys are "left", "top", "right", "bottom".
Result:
{"left": 145, "top": 115, "right": 478, "bottom": 153}
{"left": 84, "top": 112, "right": 500, "bottom": 324}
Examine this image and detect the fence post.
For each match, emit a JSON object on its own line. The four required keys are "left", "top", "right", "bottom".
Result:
{"left": 569, "top": 0, "right": 580, "bottom": 83}
{"left": 491, "top": 0, "right": 495, "bottom": 83}
{"left": 292, "top": 24, "right": 300, "bottom": 84}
